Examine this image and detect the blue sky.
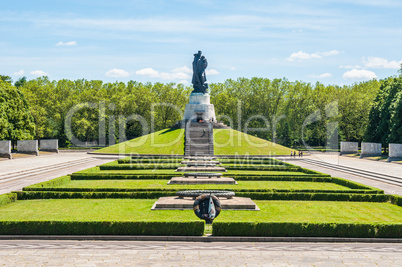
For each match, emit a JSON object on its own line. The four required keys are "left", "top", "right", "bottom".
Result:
{"left": 1, "top": 0, "right": 401, "bottom": 85}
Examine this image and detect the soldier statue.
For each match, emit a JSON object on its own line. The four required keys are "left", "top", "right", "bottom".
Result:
{"left": 192, "top": 51, "right": 208, "bottom": 94}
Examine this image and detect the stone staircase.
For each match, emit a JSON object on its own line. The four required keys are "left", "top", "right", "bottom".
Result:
{"left": 185, "top": 122, "right": 214, "bottom": 156}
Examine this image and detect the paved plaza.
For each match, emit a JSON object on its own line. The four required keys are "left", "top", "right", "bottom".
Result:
{"left": 0, "top": 152, "right": 118, "bottom": 195}
{"left": 0, "top": 240, "right": 401, "bottom": 266}
{"left": 283, "top": 154, "right": 402, "bottom": 195}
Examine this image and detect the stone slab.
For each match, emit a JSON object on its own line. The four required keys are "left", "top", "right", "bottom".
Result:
{"left": 181, "top": 161, "right": 220, "bottom": 165}
{"left": 389, "top": 143, "right": 402, "bottom": 160}
{"left": 184, "top": 156, "right": 216, "bottom": 160}
{"left": 176, "top": 166, "right": 227, "bottom": 172}
{"left": 168, "top": 177, "right": 237, "bottom": 185}
{"left": 184, "top": 162, "right": 219, "bottom": 167}
{"left": 152, "top": 196, "right": 259, "bottom": 210}
{"left": 0, "top": 140, "right": 12, "bottom": 159}
{"left": 360, "top": 142, "right": 382, "bottom": 158}
{"left": 340, "top": 141, "right": 358, "bottom": 155}
{"left": 17, "top": 140, "right": 39, "bottom": 156}
{"left": 40, "top": 139, "right": 59, "bottom": 153}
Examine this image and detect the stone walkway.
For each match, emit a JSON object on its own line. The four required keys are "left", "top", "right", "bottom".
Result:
{"left": 0, "top": 152, "right": 118, "bottom": 194}
{"left": 0, "top": 240, "right": 401, "bottom": 266}
{"left": 282, "top": 154, "right": 402, "bottom": 195}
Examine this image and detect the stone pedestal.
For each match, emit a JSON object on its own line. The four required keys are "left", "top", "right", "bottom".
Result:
{"left": 168, "top": 177, "right": 237, "bottom": 185}
{"left": 183, "top": 93, "right": 216, "bottom": 122}
{"left": 176, "top": 166, "right": 227, "bottom": 172}
{"left": 152, "top": 196, "right": 259, "bottom": 210}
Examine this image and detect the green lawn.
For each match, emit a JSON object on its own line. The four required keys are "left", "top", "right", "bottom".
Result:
{"left": 214, "top": 129, "right": 294, "bottom": 155}
{"left": 0, "top": 199, "right": 401, "bottom": 224}
{"left": 217, "top": 201, "right": 402, "bottom": 223}
{"left": 0, "top": 199, "right": 194, "bottom": 221}
{"left": 40, "top": 179, "right": 352, "bottom": 191}
{"left": 93, "top": 129, "right": 184, "bottom": 155}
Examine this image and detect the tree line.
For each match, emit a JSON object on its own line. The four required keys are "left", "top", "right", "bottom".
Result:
{"left": 0, "top": 70, "right": 401, "bottom": 149}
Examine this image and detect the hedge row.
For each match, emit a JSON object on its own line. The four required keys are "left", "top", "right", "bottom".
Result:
{"left": 70, "top": 174, "right": 175, "bottom": 180}
{"left": 218, "top": 159, "right": 292, "bottom": 166}
{"left": 0, "top": 221, "right": 204, "bottom": 236}
{"left": 118, "top": 159, "right": 183, "bottom": 164}
{"left": 228, "top": 174, "right": 331, "bottom": 179}
{"left": 15, "top": 191, "right": 390, "bottom": 202}
{"left": 23, "top": 187, "right": 382, "bottom": 194}
{"left": 234, "top": 192, "right": 390, "bottom": 202}
{"left": 0, "top": 193, "right": 17, "bottom": 207}
{"left": 212, "top": 222, "right": 402, "bottom": 238}
{"left": 15, "top": 191, "right": 176, "bottom": 200}
{"left": 100, "top": 164, "right": 180, "bottom": 170}
{"left": 224, "top": 166, "right": 301, "bottom": 171}
{"left": 23, "top": 176, "right": 71, "bottom": 190}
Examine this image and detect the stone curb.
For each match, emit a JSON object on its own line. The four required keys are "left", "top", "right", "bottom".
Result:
{"left": 0, "top": 235, "right": 401, "bottom": 243}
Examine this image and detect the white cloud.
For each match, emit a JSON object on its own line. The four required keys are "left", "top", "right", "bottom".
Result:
{"left": 286, "top": 50, "right": 341, "bottom": 61}
{"left": 363, "top": 57, "right": 402, "bottom": 69}
{"left": 308, "top": 73, "right": 332, "bottom": 78}
{"left": 160, "top": 72, "right": 189, "bottom": 80}
{"left": 321, "top": 50, "right": 341, "bottom": 56}
{"left": 56, "top": 41, "right": 77, "bottom": 46}
{"left": 342, "top": 69, "right": 377, "bottom": 80}
{"left": 206, "top": 69, "right": 220, "bottom": 75}
{"left": 13, "top": 70, "right": 24, "bottom": 76}
{"left": 287, "top": 51, "right": 321, "bottom": 61}
{"left": 171, "top": 66, "right": 192, "bottom": 74}
{"left": 30, "top": 70, "right": 48, "bottom": 76}
{"left": 230, "top": 67, "right": 236, "bottom": 71}
{"left": 339, "top": 65, "right": 363, "bottom": 69}
{"left": 106, "top": 68, "right": 130, "bottom": 78}
{"left": 135, "top": 67, "right": 190, "bottom": 80}
{"left": 135, "top": 68, "right": 159, "bottom": 78}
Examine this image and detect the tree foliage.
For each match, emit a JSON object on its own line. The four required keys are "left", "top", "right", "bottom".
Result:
{"left": 1, "top": 73, "right": 390, "bottom": 148}
{"left": 0, "top": 81, "right": 35, "bottom": 145}
{"left": 365, "top": 76, "right": 402, "bottom": 144}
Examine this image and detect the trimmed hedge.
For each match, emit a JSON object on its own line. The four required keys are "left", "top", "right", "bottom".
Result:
{"left": 100, "top": 164, "right": 180, "bottom": 170}
{"left": 228, "top": 174, "right": 332, "bottom": 179}
{"left": 0, "top": 193, "right": 17, "bottom": 207}
{"left": 389, "top": 195, "right": 402, "bottom": 207}
{"left": 15, "top": 191, "right": 390, "bottom": 202}
{"left": 22, "top": 187, "right": 382, "bottom": 195}
{"left": 212, "top": 222, "right": 402, "bottom": 238}
{"left": 23, "top": 176, "right": 71, "bottom": 190}
{"left": 118, "top": 158, "right": 183, "bottom": 164}
{"left": 234, "top": 192, "right": 390, "bottom": 202}
{"left": 0, "top": 221, "right": 204, "bottom": 236}
{"left": 15, "top": 191, "right": 176, "bottom": 200}
{"left": 224, "top": 166, "right": 301, "bottom": 171}
{"left": 70, "top": 173, "right": 175, "bottom": 180}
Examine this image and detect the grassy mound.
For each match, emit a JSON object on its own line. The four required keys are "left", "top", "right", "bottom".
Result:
{"left": 93, "top": 127, "right": 294, "bottom": 155}
{"left": 94, "top": 129, "right": 184, "bottom": 155}
{"left": 214, "top": 129, "right": 293, "bottom": 155}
